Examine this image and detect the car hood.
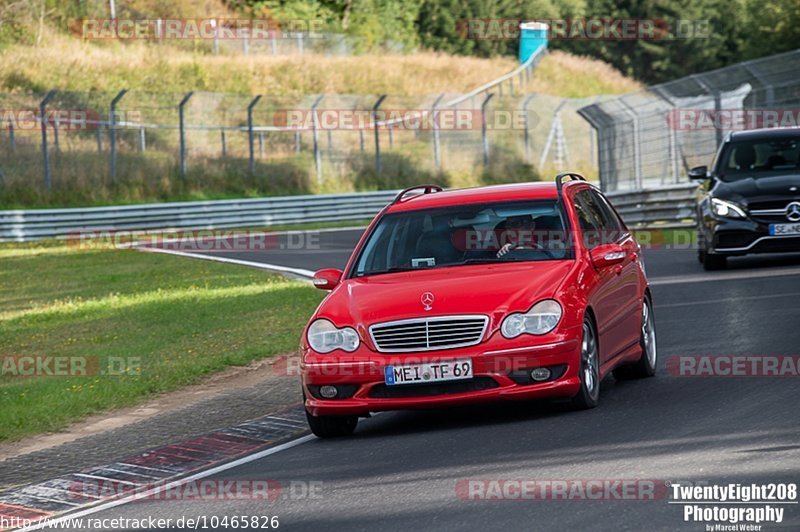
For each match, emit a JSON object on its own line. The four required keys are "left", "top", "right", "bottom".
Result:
{"left": 712, "top": 173, "right": 800, "bottom": 205}
{"left": 316, "top": 261, "right": 575, "bottom": 334}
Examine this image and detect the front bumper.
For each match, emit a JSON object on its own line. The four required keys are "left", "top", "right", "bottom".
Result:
{"left": 302, "top": 330, "right": 582, "bottom": 417}
{"left": 704, "top": 217, "right": 800, "bottom": 255}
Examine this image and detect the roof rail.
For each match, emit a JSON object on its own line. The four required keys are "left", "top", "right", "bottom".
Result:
{"left": 391, "top": 184, "right": 443, "bottom": 205}
{"left": 555, "top": 172, "right": 586, "bottom": 188}
{"left": 554, "top": 172, "right": 587, "bottom": 203}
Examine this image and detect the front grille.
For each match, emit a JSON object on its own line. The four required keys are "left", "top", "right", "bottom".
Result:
{"left": 369, "top": 315, "right": 488, "bottom": 353}
{"left": 749, "top": 199, "right": 800, "bottom": 223}
{"left": 752, "top": 235, "right": 800, "bottom": 253}
{"left": 716, "top": 231, "right": 757, "bottom": 249}
{"left": 368, "top": 376, "right": 499, "bottom": 398}
{"left": 749, "top": 199, "right": 799, "bottom": 211}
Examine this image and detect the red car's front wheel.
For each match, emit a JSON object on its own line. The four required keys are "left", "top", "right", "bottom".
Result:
{"left": 614, "top": 297, "right": 657, "bottom": 380}
{"left": 571, "top": 316, "right": 600, "bottom": 410}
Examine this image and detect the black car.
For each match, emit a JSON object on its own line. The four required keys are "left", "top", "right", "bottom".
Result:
{"left": 689, "top": 127, "right": 800, "bottom": 270}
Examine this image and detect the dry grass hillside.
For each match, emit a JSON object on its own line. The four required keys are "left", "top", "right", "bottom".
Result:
{"left": 0, "top": 34, "right": 638, "bottom": 98}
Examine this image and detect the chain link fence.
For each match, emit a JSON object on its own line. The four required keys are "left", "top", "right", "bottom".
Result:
{"left": 578, "top": 49, "right": 800, "bottom": 192}
{"left": 0, "top": 49, "right": 602, "bottom": 205}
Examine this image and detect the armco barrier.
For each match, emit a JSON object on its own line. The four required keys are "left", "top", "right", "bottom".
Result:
{"left": 0, "top": 190, "right": 398, "bottom": 241}
{"left": 1, "top": 183, "right": 699, "bottom": 242}
{"left": 606, "top": 183, "right": 698, "bottom": 229}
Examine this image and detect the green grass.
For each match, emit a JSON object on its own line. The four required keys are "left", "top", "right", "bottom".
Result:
{"left": 632, "top": 227, "right": 698, "bottom": 248}
{"left": 0, "top": 243, "right": 324, "bottom": 442}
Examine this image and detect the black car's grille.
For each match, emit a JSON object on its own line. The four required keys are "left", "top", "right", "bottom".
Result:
{"left": 752, "top": 236, "right": 800, "bottom": 253}
{"left": 749, "top": 199, "right": 800, "bottom": 223}
{"left": 748, "top": 199, "right": 800, "bottom": 211}
{"left": 369, "top": 316, "right": 488, "bottom": 353}
{"left": 716, "top": 231, "right": 757, "bottom": 249}
{"left": 368, "top": 376, "right": 499, "bottom": 398}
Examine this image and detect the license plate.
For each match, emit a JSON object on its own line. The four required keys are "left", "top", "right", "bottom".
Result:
{"left": 384, "top": 359, "right": 473, "bottom": 386}
{"left": 769, "top": 223, "right": 800, "bottom": 236}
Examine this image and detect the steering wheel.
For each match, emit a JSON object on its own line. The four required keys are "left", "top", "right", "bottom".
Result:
{"left": 500, "top": 241, "right": 556, "bottom": 259}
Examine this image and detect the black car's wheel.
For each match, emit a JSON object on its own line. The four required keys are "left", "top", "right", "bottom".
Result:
{"left": 571, "top": 316, "right": 600, "bottom": 410}
{"left": 696, "top": 230, "right": 705, "bottom": 263}
{"left": 613, "top": 297, "right": 657, "bottom": 380}
{"left": 305, "top": 409, "right": 358, "bottom": 438}
{"left": 701, "top": 249, "right": 727, "bottom": 270}
{"left": 698, "top": 231, "right": 727, "bottom": 270}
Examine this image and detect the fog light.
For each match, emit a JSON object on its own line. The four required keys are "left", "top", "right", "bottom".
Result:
{"left": 319, "top": 385, "right": 338, "bottom": 399}
{"left": 530, "top": 367, "right": 551, "bottom": 382}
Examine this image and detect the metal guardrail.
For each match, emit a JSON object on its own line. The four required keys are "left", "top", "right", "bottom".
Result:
{"left": 1, "top": 182, "right": 699, "bottom": 242}
{"left": 606, "top": 183, "right": 698, "bottom": 229}
{"left": 0, "top": 191, "right": 399, "bottom": 241}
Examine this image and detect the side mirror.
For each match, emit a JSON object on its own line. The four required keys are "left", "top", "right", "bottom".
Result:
{"left": 688, "top": 166, "right": 709, "bottom": 180}
{"left": 589, "top": 243, "right": 626, "bottom": 269}
{"left": 312, "top": 268, "right": 342, "bottom": 290}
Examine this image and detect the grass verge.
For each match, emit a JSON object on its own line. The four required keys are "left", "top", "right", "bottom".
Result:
{"left": 0, "top": 243, "right": 323, "bottom": 443}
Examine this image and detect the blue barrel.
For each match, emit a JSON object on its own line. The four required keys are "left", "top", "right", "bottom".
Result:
{"left": 518, "top": 22, "right": 549, "bottom": 63}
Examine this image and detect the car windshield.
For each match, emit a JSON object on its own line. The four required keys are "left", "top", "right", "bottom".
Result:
{"left": 352, "top": 200, "right": 571, "bottom": 277}
{"left": 718, "top": 136, "right": 800, "bottom": 181}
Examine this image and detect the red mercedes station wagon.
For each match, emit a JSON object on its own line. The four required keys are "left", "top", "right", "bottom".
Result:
{"left": 301, "top": 174, "right": 656, "bottom": 438}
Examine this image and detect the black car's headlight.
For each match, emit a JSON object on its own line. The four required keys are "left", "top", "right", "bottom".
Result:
{"left": 501, "top": 300, "right": 562, "bottom": 338}
{"left": 307, "top": 319, "right": 360, "bottom": 353}
{"left": 710, "top": 198, "right": 746, "bottom": 219}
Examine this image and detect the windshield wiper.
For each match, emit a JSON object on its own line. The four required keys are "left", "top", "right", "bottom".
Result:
{"left": 356, "top": 266, "right": 421, "bottom": 277}
{"left": 461, "top": 257, "right": 528, "bottom": 264}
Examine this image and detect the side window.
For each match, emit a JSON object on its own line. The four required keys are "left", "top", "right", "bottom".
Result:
{"left": 574, "top": 190, "right": 627, "bottom": 248}
{"left": 591, "top": 191, "right": 626, "bottom": 237}
{"left": 573, "top": 191, "right": 603, "bottom": 250}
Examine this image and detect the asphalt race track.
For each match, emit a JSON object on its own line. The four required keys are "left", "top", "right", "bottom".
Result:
{"left": 64, "top": 230, "right": 800, "bottom": 531}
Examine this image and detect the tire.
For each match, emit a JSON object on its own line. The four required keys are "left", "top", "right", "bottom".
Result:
{"left": 696, "top": 230, "right": 705, "bottom": 264}
{"left": 571, "top": 316, "right": 600, "bottom": 410}
{"left": 702, "top": 251, "right": 727, "bottom": 270}
{"left": 613, "top": 297, "right": 657, "bottom": 380}
{"left": 305, "top": 409, "right": 358, "bottom": 438}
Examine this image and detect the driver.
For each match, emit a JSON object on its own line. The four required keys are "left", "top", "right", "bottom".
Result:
{"left": 496, "top": 215, "right": 537, "bottom": 258}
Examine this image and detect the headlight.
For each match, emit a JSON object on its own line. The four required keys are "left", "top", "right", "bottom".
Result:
{"left": 307, "top": 319, "right": 360, "bottom": 353}
{"left": 710, "top": 198, "right": 746, "bottom": 218}
{"left": 501, "top": 299, "right": 562, "bottom": 338}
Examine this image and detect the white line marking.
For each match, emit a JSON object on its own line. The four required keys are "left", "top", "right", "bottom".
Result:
{"left": 93, "top": 467, "right": 162, "bottom": 480}
{"left": 135, "top": 246, "right": 315, "bottom": 280}
{"left": 146, "top": 225, "right": 366, "bottom": 244}
{"left": 650, "top": 265, "right": 800, "bottom": 286}
{"left": 656, "top": 291, "right": 800, "bottom": 308}
{"left": 113, "top": 463, "right": 175, "bottom": 475}
{"left": 71, "top": 474, "right": 136, "bottom": 486}
{"left": 15, "top": 435, "right": 316, "bottom": 532}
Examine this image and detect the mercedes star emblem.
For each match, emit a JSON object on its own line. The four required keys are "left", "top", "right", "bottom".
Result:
{"left": 786, "top": 202, "right": 800, "bottom": 222}
{"left": 420, "top": 292, "right": 435, "bottom": 311}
